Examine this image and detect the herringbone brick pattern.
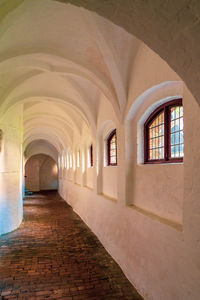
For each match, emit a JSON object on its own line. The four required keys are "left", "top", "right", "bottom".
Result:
{"left": 0, "top": 192, "right": 143, "bottom": 300}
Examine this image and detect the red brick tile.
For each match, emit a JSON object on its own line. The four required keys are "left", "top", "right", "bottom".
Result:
{"left": 0, "top": 192, "right": 143, "bottom": 300}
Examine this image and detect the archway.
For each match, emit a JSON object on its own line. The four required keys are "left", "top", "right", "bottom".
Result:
{"left": 25, "top": 154, "right": 58, "bottom": 193}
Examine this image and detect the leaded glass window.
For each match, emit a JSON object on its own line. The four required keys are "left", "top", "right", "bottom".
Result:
{"left": 144, "top": 99, "right": 183, "bottom": 163}
{"left": 90, "top": 144, "right": 93, "bottom": 167}
{"left": 107, "top": 130, "right": 117, "bottom": 166}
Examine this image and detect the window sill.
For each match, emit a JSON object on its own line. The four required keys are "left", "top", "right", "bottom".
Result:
{"left": 67, "top": 178, "right": 73, "bottom": 182}
{"left": 144, "top": 159, "right": 183, "bottom": 164}
{"left": 84, "top": 186, "right": 94, "bottom": 191}
{"left": 128, "top": 204, "right": 183, "bottom": 231}
{"left": 104, "top": 165, "right": 118, "bottom": 168}
{"left": 138, "top": 162, "right": 183, "bottom": 166}
{"left": 100, "top": 193, "right": 117, "bottom": 203}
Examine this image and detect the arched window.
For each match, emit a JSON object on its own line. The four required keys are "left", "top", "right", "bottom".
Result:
{"left": 107, "top": 129, "right": 117, "bottom": 166}
{"left": 144, "top": 99, "right": 183, "bottom": 163}
{"left": 90, "top": 144, "right": 93, "bottom": 167}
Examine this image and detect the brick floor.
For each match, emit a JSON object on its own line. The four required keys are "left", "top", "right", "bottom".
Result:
{"left": 0, "top": 191, "right": 143, "bottom": 300}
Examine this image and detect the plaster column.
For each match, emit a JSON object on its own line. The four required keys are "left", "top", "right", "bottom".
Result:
{"left": 117, "top": 124, "right": 126, "bottom": 206}
{"left": 81, "top": 146, "right": 87, "bottom": 187}
{"left": 125, "top": 120, "right": 135, "bottom": 205}
{"left": 182, "top": 86, "right": 200, "bottom": 295}
{"left": 96, "top": 134, "right": 103, "bottom": 194}
{"left": 93, "top": 139, "right": 98, "bottom": 194}
{"left": 0, "top": 106, "right": 23, "bottom": 235}
{"left": 72, "top": 152, "right": 75, "bottom": 183}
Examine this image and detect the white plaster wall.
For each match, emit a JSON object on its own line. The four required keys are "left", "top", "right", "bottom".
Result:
{"left": 67, "top": 168, "right": 74, "bottom": 182}
{"left": 124, "top": 45, "right": 185, "bottom": 225}
{"left": 58, "top": 85, "right": 200, "bottom": 300}
{"left": 182, "top": 86, "right": 200, "bottom": 300}
{"left": 86, "top": 167, "right": 93, "bottom": 189}
{"left": 126, "top": 43, "right": 180, "bottom": 115}
{"left": 102, "top": 166, "right": 118, "bottom": 199}
{"left": 132, "top": 164, "right": 183, "bottom": 224}
{"left": 58, "top": 181, "right": 185, "bottom": 300}
{"left": 75, "top": 167, "right": 81, "bottom": 185}
{"left": 128, "top": 91, "right": 184, "bottom": 224}
{"left": 97, "top": 94, "right": 118, "bottom": 199}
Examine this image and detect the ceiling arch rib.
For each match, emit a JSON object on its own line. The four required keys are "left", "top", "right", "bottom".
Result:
{"left": 24, "top": 118, "right": 73, "bottom": 148}
{"left": 0, "top": 71, "right": 94, "bottom": 117}
{"left": 52, "top": 0, "right": 199, "bottom": 105}
{"left": 24, "top": 107, "right": 82, "bottom": 138}
{"left": 0, "top": 82, "right": 95, "bottom": 137}
{"left": 24, "top": 134, "right": 62, "bottom": 155}
{"left": 0, "top": 53, "right": 117, "bottom": 108}
{"left": 24, "top": 125, "right": 69, "bottom": 155}
{"left": 25, "top": 115, "right": 76, "bottom": 140}
{"left": 22, "top": 95, "right": 95, "bottom": 138}
{"left": 0, "top": 53, "right": 116, "bottom": 100}
{"left": 23, "top": 97, "right": 90, "bottom": 129}
{"left": 0, "top": 63, "right": 105, "bottom": 134}
{"left": 61, "top": 75, "right": 99, "bottom": 123}
{"left": 24, "top": 139, "right": 58, "bottom": 162}
{"left": 24, "top": 117, "right": 73, "bottom": 144}
{"left": 0, "top": 69, "right": 44, "bottom": 109}
{"left": 0, "top": 0, "right": 198, "bottom": 106}
{"left": 81, "top": 8, "right": 127, "bottom": 116}
{"left": 0, "top": 53, "right": 121, "bottom": 120}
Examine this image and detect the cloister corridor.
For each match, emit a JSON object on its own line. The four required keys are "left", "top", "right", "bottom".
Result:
{"left": 1, "top": 0, "right": 200, "bottom": 299}
{"left": 0, "top": 192, "right": 142, "bottom": 300}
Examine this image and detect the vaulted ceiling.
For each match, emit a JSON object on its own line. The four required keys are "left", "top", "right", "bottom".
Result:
{"left": 0, "top": 0, "right": 197, "bottom": 155}
{"left": 0, "top": 0, "right": 141, "bottom": 153}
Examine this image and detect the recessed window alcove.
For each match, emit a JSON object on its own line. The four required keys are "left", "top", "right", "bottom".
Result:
{"left": 125, "top": 83, "right": 184, "bottom": 230}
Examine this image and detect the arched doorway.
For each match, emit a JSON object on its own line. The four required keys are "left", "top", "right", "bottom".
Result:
{"left": 25, "top": 154, "right": 58, "bottom": 193}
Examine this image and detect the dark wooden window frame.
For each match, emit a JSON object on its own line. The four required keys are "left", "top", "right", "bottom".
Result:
{"left": 144, "top": 99, "right": 183, "bottom": 164}
{"left": 90, "top": 144, "right": 93, "bottom": 167}
{"left": 107, "top": 129, "right": 117, "bottom": 166}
